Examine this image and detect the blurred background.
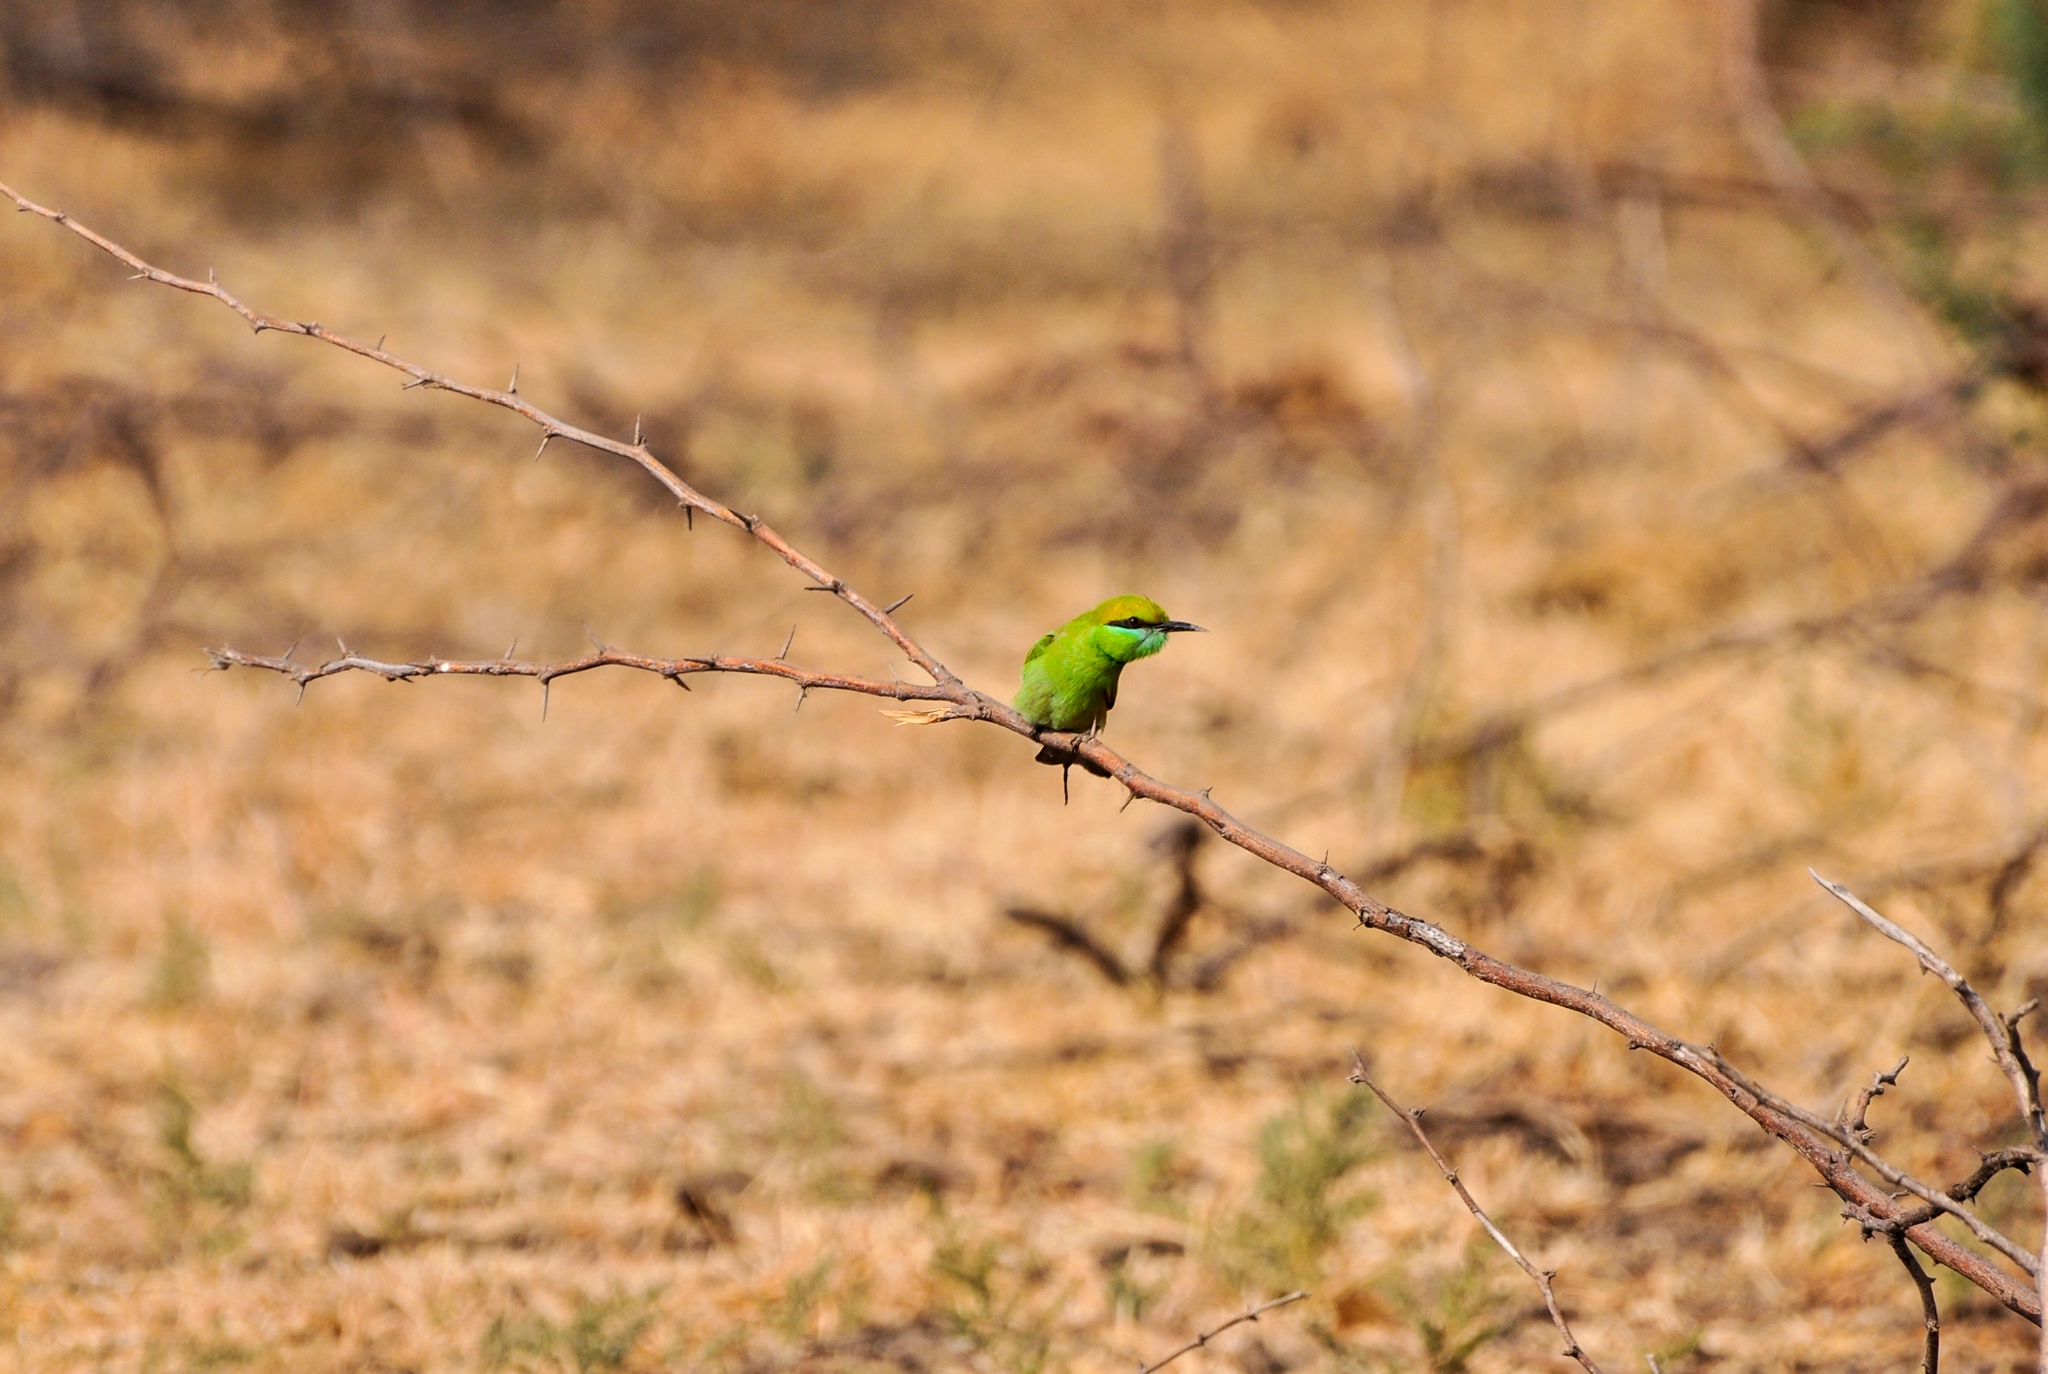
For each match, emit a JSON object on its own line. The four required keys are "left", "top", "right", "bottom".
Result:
{"left": 4, "top": 0, "right": 2048, "bottom": 1368}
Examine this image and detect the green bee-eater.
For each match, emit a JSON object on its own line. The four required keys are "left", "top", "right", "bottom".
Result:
{"left": 1014, "top": 595, "right": 1205, "bottom": 792}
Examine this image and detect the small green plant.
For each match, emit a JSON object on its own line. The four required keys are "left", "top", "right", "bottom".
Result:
{"left": 1218, "top": 1088, "right": 1379, "bottom": 1287}
{"left": 1128, "top": 1139, "right": 1192, "bottom": 1219}
{"left": 0, "top": 867, "right": 31, "bottom": 927}
{"left": 931, "top": 1234, "right": 1061, "bottom": 1374}
{"left": 158, "top": 1081, "right": 253, "bottom": 1208}
{"left": 777, "top": 1072, "right": 843, "bottom": 1155}
{"left": 672, "top": 867, "right": 722, "bottom": 932}
{"left": 147, "top": 913, "right": 210, "bottom": 1009}
{"left": 1378, "top": 1246, "right": 1516, "bottom": 1374}
{"left": 1101, "top": 1253, "right": 1165, "bottom": 1325}
{"left": 767, "top": 1256, "right": 834, "bottom": 1341}
{"left": 482, "top": 1288, "right": 661, "bottom": 1372}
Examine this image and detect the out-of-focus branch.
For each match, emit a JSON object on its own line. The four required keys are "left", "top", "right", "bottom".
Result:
{"left": 1349, "top": 1052, "right": 1606, "bottom": 1374}
{"left": 1715, "top": 0, "right": 1950, "bottom": 377}
{"left": 11, "top": 185, "right": 2044, "bottom": 1328}
{"left": 1136, "top": 1291, "right": 1308, "bottom": 1374}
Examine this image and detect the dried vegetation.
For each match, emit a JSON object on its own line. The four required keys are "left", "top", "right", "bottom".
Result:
{"left": 6, "top": 0, "right": 2048, "bottom": 1368}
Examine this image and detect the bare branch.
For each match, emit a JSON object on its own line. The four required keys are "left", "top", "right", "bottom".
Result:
{"left": 1812, "top": 872, "right": 2048, "bottom": 1151}
{"left": 1711, "top": 1049, "right": 2041, "bottom": 1276}
{"left": 204, "top": 645, "right": 952, "bottom": 706}
{"left": 1887, "top": 1232, "right": 1940, "bottom": 1374}
{"left": 1846, "top": 1057, "right": 1909, "bottom": 1144}
{"left": 0, "top": 179, "right": 953, "bottom": 688}
{"left": 1350, "top": 1051, "right": 1606, "bottom": 1374}
{"left": 1136, "top": 1291, "right": 1308, "bottom": 1374}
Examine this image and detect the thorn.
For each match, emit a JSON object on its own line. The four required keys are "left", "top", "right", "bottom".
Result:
{"left": 684, "top": 505, "right": 693, "bottom": 531}
{"left": 778, "top": 624, "right": 797, "bottom": 661}
{"left": 541, "top": 679, "right": 551, "bottom": 721}
{"left": 508, "top": 363, "right": 520, "bottom": 394}
{"left": 794, "top": 687, "right": 809, "bottom": 715}
{"left": 583, "top": 623, "right": 606, "bottom": 652}
{"left": 208, "top": 268, "right": 216, "bottom": 284}
{"left": 376, "top": 334, "right": 386, "bottom": 351}
{"left": 295, "top": 681, "right": 308, "bottom": 706}
{"left": 534, "top": 431, "right": 552, "bottom": 462}
{"left": 503, "top": 637, "right": 519, "bottom": 660}
{"left": 129, "top": 271, "right": 146, "bottom": 281}
{"left": 403, "top": 375, "right": 430, "bottom": 391}
{"left": 670, "top": 672, "right": 692, "bottom": 692}
{"left": 803, "top": 584, "right": 838, "bottom": 593}
{"left": 1120, "top": 791, "right": 1137, "bottom": 813}
{"left": 336, "top": 635, "right": 351, "bottom": 657}
{"left": 883, "top": 593, "right": 914, "bottom": 614}
{"left": 281, "top": 637, "right": 300, "bottom": 663}
{"left": 1062, "top": 764, "right": 1071, "bottom": 806}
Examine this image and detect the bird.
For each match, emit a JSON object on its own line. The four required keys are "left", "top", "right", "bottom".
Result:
{"left": 1013, "top": 594, "right": 1205, "bottom": 796}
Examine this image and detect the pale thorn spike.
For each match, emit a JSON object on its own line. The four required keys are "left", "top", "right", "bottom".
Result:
{"left": 508, "top": 363, "right": 520, "bottom": 394}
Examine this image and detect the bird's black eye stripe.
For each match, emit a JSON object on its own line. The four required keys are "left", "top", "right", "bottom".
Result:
{"left": 1110, "top": 617, "right": 1161, "bottom": 630}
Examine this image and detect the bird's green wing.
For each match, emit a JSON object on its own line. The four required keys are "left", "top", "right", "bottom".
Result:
{"left": 1022, "top": 632, "right": 1055, "bottom": 667}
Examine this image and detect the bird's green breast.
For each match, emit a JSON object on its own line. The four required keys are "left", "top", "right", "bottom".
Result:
{"left": 1015, "top": 626, "right": 1122, "bottom": 732}
{"left": 1013, "top": 595, "right": 1182, "bottom": 732}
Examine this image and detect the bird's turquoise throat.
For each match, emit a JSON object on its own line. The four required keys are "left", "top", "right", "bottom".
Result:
{"left": 1013, "top": 594, "right": 1205, "bottom": 798}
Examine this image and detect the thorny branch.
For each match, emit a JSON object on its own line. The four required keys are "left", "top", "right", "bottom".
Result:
{"left": 1135, "top": 1291, "right": 1308, "bottom": 1374}
{"left": 1813, "top": 872, "right": 2048, "bottom": 1371}
{"left": 11, "top": 185, "right": 2048, "bottom": 1336}
{"left": 1350, "top": 1052, "right": 1606, "bottom": 1374}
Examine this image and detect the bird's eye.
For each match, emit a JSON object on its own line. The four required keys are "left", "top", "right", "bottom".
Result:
{"left": 1111, "top": 617, "right": 1153, "bottom": 630}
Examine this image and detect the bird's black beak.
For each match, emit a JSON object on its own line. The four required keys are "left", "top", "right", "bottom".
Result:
{"left": 1160, "top": 621, "right": 1207, "bottom": 633}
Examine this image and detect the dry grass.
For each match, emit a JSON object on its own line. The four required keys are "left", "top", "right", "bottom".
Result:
{"left": 5, "top": 1, "right": 2048, "bottom": 1369}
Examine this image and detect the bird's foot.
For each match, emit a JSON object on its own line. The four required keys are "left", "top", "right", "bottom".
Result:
{"left": 1034, "top": 742, "right": 1111, "bottom": 779}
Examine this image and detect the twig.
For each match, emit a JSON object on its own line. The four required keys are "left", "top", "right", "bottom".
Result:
{"left": 1811, "top": 872, "right": 2048, "bottom": 1151}
{"left": 0, "top": 180, "right": 951, "bottom": 689}
{"left": 1846, "top": 1057, "right": 1909, "bottom": 1144}
{"left": 1350, "top": 1051, "right": 1607, "bottom": 1374}
{"left": 11, "top": 184, "right": 2045, "bottom": 1328}
{"left": 1710, "top": 1049, "right": 2040, "bottom": 1276}
{"left": 1135, "top": 1291, "right": 1308, "bottom": 1374}
{"left": 1887, "top": 1231, "right": 1941, "bottom": 1374}
{"left": 202, "top": 645, "right": 952, "bottom": 705}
